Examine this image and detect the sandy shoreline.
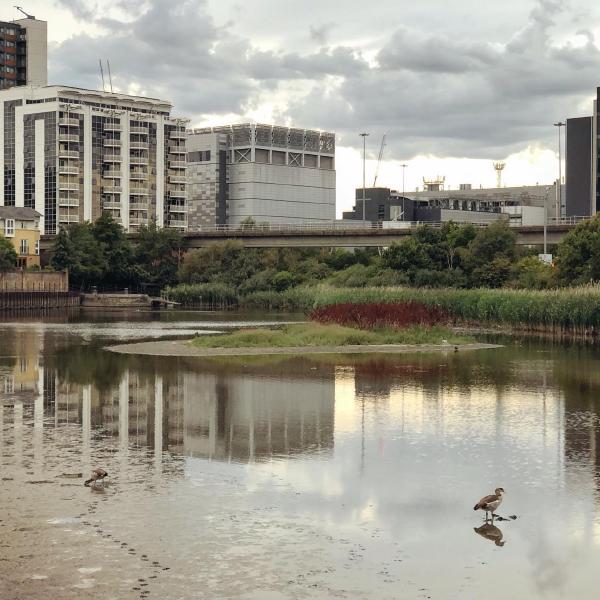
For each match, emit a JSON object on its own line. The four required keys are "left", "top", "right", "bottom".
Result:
{"left": 106, "top": 339, "right": 501, "bottom": 357}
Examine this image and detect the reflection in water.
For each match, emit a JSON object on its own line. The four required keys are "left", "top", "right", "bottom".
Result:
{"left": 3, "top": 322, "right": 600, "bottom": 599}
{"left": 474, "top": 523, "right": 505, "bottom": 546}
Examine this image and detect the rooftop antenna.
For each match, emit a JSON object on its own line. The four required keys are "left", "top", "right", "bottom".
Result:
{"left": 98, "top": 59, "right": 106, "bottom": 92}
{"left": 14, "top": 6, "right": 35, "bottom": 19}
{"left": 493, "top": 162, "right": 506, "bottom": 188}
{"left": 106, "top": 59, "right": 114, "bottom": 93}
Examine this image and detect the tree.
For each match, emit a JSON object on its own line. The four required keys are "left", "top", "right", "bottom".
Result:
{"left": 92, "top": 212, "right": 135, "bottom": 288}
{"left": 135, "top": 221, "right": 184, "bottom": 288}
{"left": 510, "top": 256, "right": 555, "bottom": 290}
{"left": 440, "top": 222, "right": 477, "bottom": 269}
{"left": 555, "top": 215, "right": 600, "bottom": 285}
{"left": 0, "top": 234, "right": 17, "bottom": 272}
{"left": 51, "top": 223, "right": 106, "bottom": 288}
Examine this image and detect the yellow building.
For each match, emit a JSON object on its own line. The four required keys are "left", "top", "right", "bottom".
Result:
{"left": 0, "top": 207, "right": 41, "bottom": 268}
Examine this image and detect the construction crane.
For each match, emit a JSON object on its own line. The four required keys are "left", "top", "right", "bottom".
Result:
{"left": 14, "top": 6, "right": 35, "bottom": 19}
{"left": 372, "top": 134, "right": 386, "bottom": 188}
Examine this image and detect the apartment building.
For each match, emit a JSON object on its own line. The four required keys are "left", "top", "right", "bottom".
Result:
{"left": 0, "top": 85, "right": 187, "bottom": 234}
{"left": 0, "top": 206, "right": 40, "bottom": 267}
{"left": 186, "top": 124, "right": 336, "bottom": 228}
{"left": 0, "top": 15, "right": 47, "bottom": 90}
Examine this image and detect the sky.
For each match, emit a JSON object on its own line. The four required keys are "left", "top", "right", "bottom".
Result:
{"left": 10, "top": 0, "right": 600, "bottom": 215}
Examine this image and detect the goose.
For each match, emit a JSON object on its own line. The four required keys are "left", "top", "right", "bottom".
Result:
{"left": 84, "top": 468, "right": 108, "bottom": 487}
{"left": 473, "top": 487, "right": 505, "bottom": 521}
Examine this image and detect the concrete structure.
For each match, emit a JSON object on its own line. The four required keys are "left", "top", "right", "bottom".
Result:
{"left": 0, "top": 15, "right": 47, "bottom": 90}
{"left": 0, "top": 268, "right": 66, "bottom": 291}
{"left": 0, "top": 85, "right": 188, "bottom": 234}
{"left": 0, "top": 206, "right": 40, "bottom": 267}
{"left": 344, "top": 184, "right": 559, "bottom": 226}
{"left": 186, "top": 124, "right": 336, "bottom": 228}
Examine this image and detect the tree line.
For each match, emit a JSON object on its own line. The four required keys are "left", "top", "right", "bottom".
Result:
{"left": 2, "top": 213, "right": 600, "bottom": 291}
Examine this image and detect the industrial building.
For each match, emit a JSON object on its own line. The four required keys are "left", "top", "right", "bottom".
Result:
{"left": 0, "top": 12, "right": 47, "bottom": 90}
{"left": 343, "top": 183, "right": 557, "bottom": 226}
{"left": 0, "top": 85, "right": 188, "bottom": 234}
{"left": 186, "top": 124, "right": 336, "bottom": 228}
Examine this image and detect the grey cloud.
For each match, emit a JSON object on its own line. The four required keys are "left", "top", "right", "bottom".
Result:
{"left": 309, "top": 23, "right": 334, "bottom": 46}
{"left": 51, "top": 0, "right": 600, "bottom": 161}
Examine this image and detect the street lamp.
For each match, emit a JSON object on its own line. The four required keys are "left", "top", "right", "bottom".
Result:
{"left": 359, "top": 133, "right": 369, "bottom": 222}
{"left": 553, "top": 121, "right": 565, "bottom": 222}
{"left": 400, "top": 163, "right": 408, "bottom": 221}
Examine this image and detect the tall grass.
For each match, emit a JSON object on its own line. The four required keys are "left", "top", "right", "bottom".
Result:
{"left": 164, "top": 283, "right": 238, "bottom": 308}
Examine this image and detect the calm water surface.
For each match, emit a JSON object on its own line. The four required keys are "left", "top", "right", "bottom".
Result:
{"left": 1, "top": 311, "right": 600, "bottom": 599}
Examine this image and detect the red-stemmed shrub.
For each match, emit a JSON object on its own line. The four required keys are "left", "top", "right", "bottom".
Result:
{"left": 310, "top": 302, "right": 449, "bottom": 330}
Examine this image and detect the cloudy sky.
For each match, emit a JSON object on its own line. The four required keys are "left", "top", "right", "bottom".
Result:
{"left": 11, "top": 0, "right": 600, "bottom": 214}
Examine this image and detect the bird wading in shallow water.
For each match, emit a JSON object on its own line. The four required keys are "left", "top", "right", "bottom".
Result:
{"left": 84, "top": 468, "right": 108, "bottom": 486}
{"left": 473, "top": 487, "right": 505, "bottom": 521}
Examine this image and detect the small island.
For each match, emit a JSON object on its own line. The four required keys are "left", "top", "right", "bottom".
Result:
{"left": 107, "top": 302, "right": 501, "bottom": 357}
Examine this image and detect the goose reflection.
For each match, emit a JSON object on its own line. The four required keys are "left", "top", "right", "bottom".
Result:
{"left": 474, "top": 523, "right": 505, "bottom": 547}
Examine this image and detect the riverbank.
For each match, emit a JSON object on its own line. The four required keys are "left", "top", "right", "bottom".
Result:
{"left": 164, "top": 284, "right": 600, "bottom": 336}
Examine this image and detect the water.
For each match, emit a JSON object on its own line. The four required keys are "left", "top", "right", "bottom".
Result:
{"left": 1, "top": 313, "right": 600, "bottom": 599}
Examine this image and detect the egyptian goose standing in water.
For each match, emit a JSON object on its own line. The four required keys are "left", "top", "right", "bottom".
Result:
{"left": 473, "top": 487, "right": 505, "bottom": 521}
{"left": 84, "top": 468, "right": 108, "bottom": 486}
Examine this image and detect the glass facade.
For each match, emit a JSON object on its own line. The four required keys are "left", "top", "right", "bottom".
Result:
{"left": 44, "top": 112, "right": 56, "bottom": 234}
{"left": 3, "top": 99, "right": 22, "bottom": 206}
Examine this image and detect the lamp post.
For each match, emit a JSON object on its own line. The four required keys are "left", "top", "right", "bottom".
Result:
{"left": 400, "top": 163, "right": 408, "bottom": 221}
{"left": 553, "top": 121, "right": 565, "bottom": 222}
{"left": 359, "top": 133, "right": 369, "bottom": 222}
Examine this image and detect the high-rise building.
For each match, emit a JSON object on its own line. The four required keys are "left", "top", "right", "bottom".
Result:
{"left": 0, "top": 16, "right": 47, "bottom": 90}
{"left": 0, "top": 85, "right": 187, "bottom": 234}
{"left": 186, "top": 124, "right": 336, "bottom": 228}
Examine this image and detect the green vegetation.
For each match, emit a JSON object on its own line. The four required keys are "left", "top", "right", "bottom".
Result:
{"left": 51, "top": 214, "right": 184, "bottom": 289}
{"left": 191, "top": 322, "right": 471, "bottom": 348}
{"left": 0, "top": 234, "right": 18, "bottom": 272}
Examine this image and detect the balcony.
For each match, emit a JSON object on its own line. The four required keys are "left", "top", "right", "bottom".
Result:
{"left": 129, "top": 216, "right": 148, "bottom": 226}
{"left": 130, "top": 187, "right": 149, "bottom": 195}
{"left": 169, "top": 175, "right": 186, "bottom": 184}
{"left": 104, "top": 153, "right": 122, "bottom": 163}
{"left": 104, "top": 138, "right": 121, "bottom": 147}
{"left": 104, "top": 123, "right": 121, "bottom": 132}
{"left": 58, "top": 197, "right": 80, "bottom": 207}
{"left": 103, "top": 185, "right": 122, "bottom": 194}
{"left": 130, "top": 126, "right": 149, "bottom": 135}
{"left": 103, "top": 201, "right": 121, "bottom": 210}
{"left": 58, "top": 181, "right": 79, "bottom": 191}
{"left": 168, "top": 145, "right": 186, "bottom": 155}
{"left": 130, "top": 171, "right": 148, "bottom": 180}
{"left": 58, "top": 133, "right": 79, "bottom": 143}
{"left": 130, "top": 156, "right": 148, "bottom": 165}
{"left": 168, "top": 205, "right": 187, "bottom": 213}
{"left": 129, "top": 202, "right": 149, "bottom": 211}
{"left": 103, "top": 170, "right": 121, "bottom": 178}
{"left": 130, "top": 141, "right": 149, "bottom": 150}
{"left": 170, "top": 130, "right": 187, "bottom": 140}
{"left": 169, "top": 187, "right": 186, "bottom": 198}
{"left": 58, "top": 214, "right": 80, "bottom": 224}
{"left": 58, "top": 165, "right": 79, "bottom": 175}
{"left": 168, "top": 219, "right": 187, "bottom": 228}
{"left": 58, "top": 149, "right": 79, "bottom": 159}
{"left": 169, "top": 161, "right": 186, "bottom": 170}
{"left": 59, "top": 117, "right": 79, "bottom": 127}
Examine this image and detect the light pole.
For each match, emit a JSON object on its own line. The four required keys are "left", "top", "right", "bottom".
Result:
{"left": 553, "top": 121, "right": 565, "bottom": 222}
{"left": 360, "top": 133, "right": 369, "bottom": 222}
{"left": 400, "top": 163, "right": 408, "bottom": 221}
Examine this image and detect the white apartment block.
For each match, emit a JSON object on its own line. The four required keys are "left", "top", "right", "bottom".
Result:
{"left": 187, "top": 124, "right": 336, "bottom": 228}
{"left": 0, "top": 85, "right": 187, "bottom": 234}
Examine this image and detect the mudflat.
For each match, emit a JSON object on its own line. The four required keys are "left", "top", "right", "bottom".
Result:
{"left": 106, "top": 339, "right": 501, "bottom": 357}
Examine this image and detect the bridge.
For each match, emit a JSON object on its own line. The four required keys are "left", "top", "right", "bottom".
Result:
{"left": 181, "top": 221, "right": 581, "bottom": 249}
{"left": 39, "top": 219, "right": 585, "bottom": 252}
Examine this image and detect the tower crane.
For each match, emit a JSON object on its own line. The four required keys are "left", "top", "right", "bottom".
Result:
{"left": 14, "top": 6, "right": 35, "bottom": 19}
{"left": 372, "top": 134, "right": 386, "bottom": 188}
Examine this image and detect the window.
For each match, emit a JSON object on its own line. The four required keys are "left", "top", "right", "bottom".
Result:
{"left": 20, "top": 239, "right": 29, "bottom": 255}
{"left": 4, "top": 218, "right": 15, "bottom": 237}
{"left": 35, "top": 240, "right": 40, "bottom": 255}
